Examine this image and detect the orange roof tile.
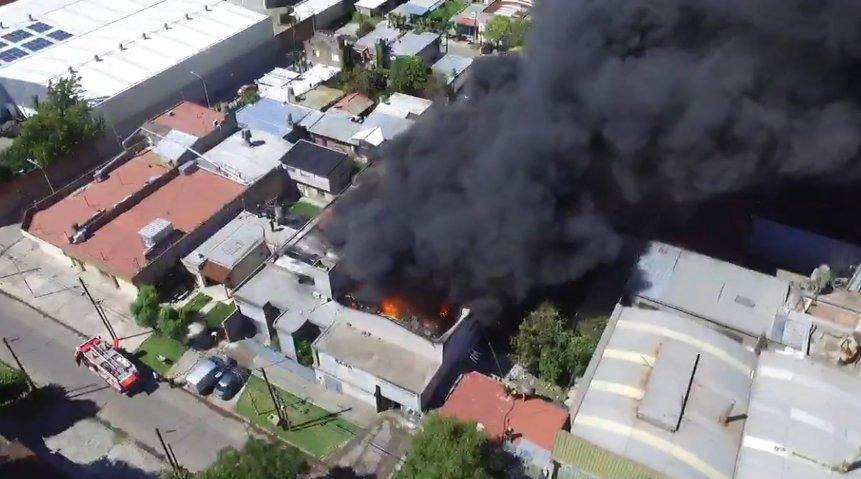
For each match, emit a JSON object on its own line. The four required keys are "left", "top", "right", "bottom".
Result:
{"left": 439, "top": 372, "right": 568, "bottom": 451}
{"left": 151, "top": 101, "right": 226, "bottom": 138}
{"left": 28, "top": 154, "right": 245, "bottom": 280}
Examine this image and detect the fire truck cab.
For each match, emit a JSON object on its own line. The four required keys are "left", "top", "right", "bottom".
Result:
{"left": 74, "top": 337, "right": 140, "bottom": 394}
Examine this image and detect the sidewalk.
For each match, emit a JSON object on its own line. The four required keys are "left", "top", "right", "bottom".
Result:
{"left": 0, "top": 224, "right": 151, "bottom": 350}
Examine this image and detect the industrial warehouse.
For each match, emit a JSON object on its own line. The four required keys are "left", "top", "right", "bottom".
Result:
{"left": 0, "top": 0, "right": 272, "bottom": 135}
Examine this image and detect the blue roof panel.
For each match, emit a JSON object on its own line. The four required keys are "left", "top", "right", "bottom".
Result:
{"left": 28, "top": 22, "right": 52, "bottom": 33}
{"left": 47, "top": 30, "right": 73, "bottom": 41}
{"left": 2, "top": 30, "right": 33, "bottom": 43}
{"left": 23, "top": 38, "right": 53, "bottom": 52}
{"left": 0, "top": 48, "right": 29, "bottom": 63}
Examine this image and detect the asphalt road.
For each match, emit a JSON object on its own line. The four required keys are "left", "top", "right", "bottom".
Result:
{"left": 0, "top": 294, "right": 251, "bottom": 473}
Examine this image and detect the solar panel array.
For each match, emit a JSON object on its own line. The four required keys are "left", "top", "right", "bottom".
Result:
{"left": 0, "top": 48, "right": 28, "bottom": 63}
{"left": 23, "top": 38, "right": 53, "bottom": 52}
{"left": 2, "top": 30, "right": 32, "bottom": 43}
{"left": 47, "top": 30, "right": 73, "bottom": 41}
{"left": 0, "top": 20, "right": 73, "bottom": 65}
{"left": 28, "top": 22, "right": 53, "bottom": 33}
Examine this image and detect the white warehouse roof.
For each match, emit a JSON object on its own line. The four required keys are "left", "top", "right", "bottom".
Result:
{"left": 0, "top": 0, "right": 268, "bottom": 111}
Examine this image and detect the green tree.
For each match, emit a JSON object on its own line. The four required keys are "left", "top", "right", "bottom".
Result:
{"left": 343, "top": 67, "right": 388, "bottom": 98}
{"left": 0, "top": 362, "right": 28, "bottom": 404}
{"left": 0, "top": 75, "right": 104, "bottom": 176}
{"left": 157, "top": 306, "right": 190, "bottom": 342}
{"left": 511, "top": 302, "right": 603, "bottom": 387}
{"left": 130, "top": 285, "right": 160, "bottom": 329}
{"left": 296, "top": 340, "right": 314, "bottom": 366}
{"left": 166, "top": 438, "right": 306, "bottom": 479}
{"left": 352, "top": 12, "right": 377, "bottom": 37}
{"left": 484, "top": 16, "right": 512, "bottom": 48}
{"left": 396, "top": 415, "right": 493, "bottom": 479}
{"left": 390, "top": 56, "right": 430, "bottom": 95}
{"left": 509, "top": 18, "right": 530, "bottom": 47}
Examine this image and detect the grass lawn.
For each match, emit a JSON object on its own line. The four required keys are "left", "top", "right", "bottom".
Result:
{"left": 135, "top": 334, "right": 187, "bottom": 376}
{"left": 236, "top": 376, "right": 360, "bottom": 459}
{"left": 183, "top": 292, "right": 211, "bottom": 315}
{"left": 430, "top": 0, "right": 467, "bottom": 21}
{"left": 203, "top": 302, "right": 235, "bottom": 329}
{"left": 288, "top": 201, "right": 322, "bottom": 220}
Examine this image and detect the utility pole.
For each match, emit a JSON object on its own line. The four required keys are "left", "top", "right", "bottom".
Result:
{"left": 155, "top": 428, "right": 187, "bottom": 477}
{"left": 2, "top": 337, "right": 35, "bottom": 390}
{"left": 261, "top": 368, "right": 288, "bottom": 429}
{"left": 79, "top": 278, "right": 117, "bottom": 342}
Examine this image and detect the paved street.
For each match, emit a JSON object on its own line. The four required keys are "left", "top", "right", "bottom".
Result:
{"left": 0, "top": 294, "right": 252, "bottom": 475}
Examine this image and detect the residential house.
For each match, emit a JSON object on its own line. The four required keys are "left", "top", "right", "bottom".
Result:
{"left": 282, "top": 140, "right": 351, "bottom": 202}
{"left": 354, "top": 24, "right": 402, "bottom": 66}
{"left": 304, "top": 110, "right": 365, "bottom": 156}
{"left": 231, "top": 225, "right": 481, "bottom": 414}
{"left": 400, "top": 0, "right": 445, "bottom": 22}
{"left": 432, "top": 54, "right": 474, "bottom": 94}
{"left": 181, "top": 211, "right": 271, "bottom": 292}
{"left": 374, "top": 92, "right": 433, "bottom": 119}
{"left": 255, "top": 65, "right": 341, "bottom": 104}
{"left": 455, "top": 3, "right": 492, "bottom": 40}
{"left": 141, "top": 101, "right": 236, "bottom": 166}
{"left": 440, "top": 372, "right": 569, "bottom": 473}
{"left": 23, "top": 149, "right": 247, "bottom": 297}
{"left": 235, "top": 97, "right": 315, "bottom": 141}
{"left": 390, "top": 31, "right": 441, "bottom": 65}
{"left": 201, "top": 129, "right": 293, "bottom": 187}
{"left": 355, "top": 0, "right": 392, "bottom": 17}
{"left": 484, "top": 0, "right": 533, "bottom": 19}
{"left": 329, "top": 92, "right": 376, "bottom": 116}
{"left": 304, "top": 31, "right": 346, "bottom": 69}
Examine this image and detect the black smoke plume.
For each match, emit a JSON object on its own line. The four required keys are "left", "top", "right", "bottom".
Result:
{"left": 325, "top": 0, "right": 861, "bottom": 312}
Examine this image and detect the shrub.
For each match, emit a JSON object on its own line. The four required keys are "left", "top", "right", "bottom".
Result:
{"left": 131, "top": 285, "right": 160, "bottom": 329}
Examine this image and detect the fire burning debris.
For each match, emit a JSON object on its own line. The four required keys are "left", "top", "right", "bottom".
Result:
{"left": 326, "top": 0, "right": 861, "bottom": 317}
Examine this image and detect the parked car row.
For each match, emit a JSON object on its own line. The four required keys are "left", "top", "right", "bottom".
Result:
{"left": 186, "top": 356, "right": 248, "bottom": 400}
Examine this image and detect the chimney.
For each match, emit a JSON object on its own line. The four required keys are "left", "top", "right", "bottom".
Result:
{"left": 242, "top": 129, "right": 253, "bottom": 145}
{"left": 287, "top": 86, "right": 296, "bottom": 104}
{"left": 68, "top": 66, "right": 75, "bottom": 74}
{"left": 287, "top": 113, "right": 294, "bottom": 127}
{"left": 93, "top": 54, "right": 101, "bottom": 62}
{"left": 119, "top": 43, "right": 125, "bottom": 51}
{"left": 185, "top": 13, "right": 192, "bottom": 20}
{"left": 28, "top": 14, "right": 36, "bottom": 21}
{"left": 142, "top": 32, "right": 149, "bottom": 40}
{"left": 164, "top": 22, "right": 170, "bottom": 30}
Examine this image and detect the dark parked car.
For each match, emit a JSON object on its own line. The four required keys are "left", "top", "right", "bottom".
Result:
{"left": 186, "top": 356, "right": 235, "bottom": 395}
{"left": 214, "top": 366, "right": 249, "bottom": 400}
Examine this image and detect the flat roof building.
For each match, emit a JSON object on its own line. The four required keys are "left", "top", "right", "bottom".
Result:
{"left": 201, "top": 129, "right": 291, "bottom": 186}
{"left": 181, "top": 211, "right": 271, "bottom": 291}
{"left": 563, "top": 305, "right": 758, "bottom": 479}
{"left": 24, "top": 148, "right": 246, "bottom": 296}
{"left": 629, "top": 241, "right": 791, "bottom": 343}
{"left": 235, "top": 98, "right": 315, "bottom": 139}
{"left": 142, "top": 101, "right": 235, "bottom": 165}
{"left": 0, "top": 0, "right": 272, "bottom": 135}
{"left": 282, "top": 139, "right": 351, "bottom": 201}
{"left": 373, "top": 92, "right": 433, "bottom": 119}
{"left": 389, "top": 31, "right": 441, "bottom": 65}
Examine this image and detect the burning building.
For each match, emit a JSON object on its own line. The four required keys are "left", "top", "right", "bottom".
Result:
{"left": 231, "top": 224, "right": 480, "bottom": 414}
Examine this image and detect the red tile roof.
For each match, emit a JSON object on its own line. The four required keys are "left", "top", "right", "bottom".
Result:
{"left": 150, "top": 101, "right": 226, "bottom": 138}
{"left": 28, "top": 151, "right": 245, "bottom": 280}
{"left": 439, "top": 372, "right": 568, "bottom": 451}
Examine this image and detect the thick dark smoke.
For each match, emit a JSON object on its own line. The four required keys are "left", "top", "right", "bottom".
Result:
{"left": 325, "top": 0, "right": 861, "bottom": 312}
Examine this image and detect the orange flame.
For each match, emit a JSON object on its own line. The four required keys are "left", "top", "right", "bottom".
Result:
{"left": 439, "top": 303, "right": 451, "bottom": 319}
{"left": 381, "top": 297, "right": 406, "bottom": 321}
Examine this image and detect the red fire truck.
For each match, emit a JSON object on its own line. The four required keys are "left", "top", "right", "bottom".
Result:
{"left": 74, "top": 337, "right": 140, "bottom": 394}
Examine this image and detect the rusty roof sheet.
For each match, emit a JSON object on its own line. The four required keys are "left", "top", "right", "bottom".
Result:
{"left": 150, "top": 101, "right": 226, "bottom": 138}
{"left": 439, "top": 371, "right": 569, "bottom": 451}
{"left": 28, "top": 155, "right": 245, "bottom": 280}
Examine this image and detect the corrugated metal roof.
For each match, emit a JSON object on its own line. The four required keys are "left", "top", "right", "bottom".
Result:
{"left": 390, "top": 31, "right": 439, "bottom": 57}
{"left": 553, "top": 431, "right": 665, "bottom": 479}
{"left": 571, "top": 306, "right": 756, "bottom": 479}
{"left": 432, "top": 54, "right": 473, "bottom": 85}
{"left": 735, "top": 351, "right": 861, "bottom": 479}
{"left": 629, "top": 241, "right": 791, "bottom": 341}
{"left": 235, "top": 98, "right": 314, "bottom": 138}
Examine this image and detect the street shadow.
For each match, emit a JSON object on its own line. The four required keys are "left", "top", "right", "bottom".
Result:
{"left": 123, "top": 354, "right": 161, "bottom": 397}
{"left": 289, "top": 408, "right": 353, "bottom": 432}
{"left": 0, "top": 384, "right": 157, "bottom": 478}
{"left": 325, "top": 466, "right": 375, "bottom": 478}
